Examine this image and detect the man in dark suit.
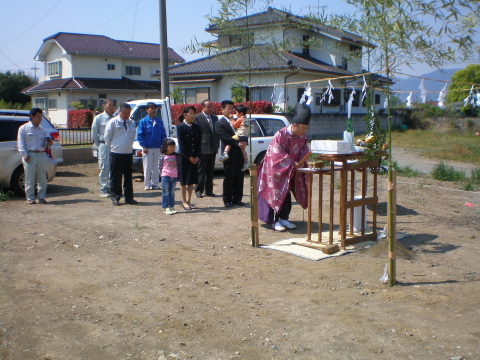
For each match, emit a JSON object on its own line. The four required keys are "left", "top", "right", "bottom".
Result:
{"left": 194, "top": 99, "right": 219, "bottom": 198}
{"left": 214, "top": 100, "right": 246, "bottom": 207}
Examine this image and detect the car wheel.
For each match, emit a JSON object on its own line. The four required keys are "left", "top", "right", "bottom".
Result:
{"left": 254, "top": 151, "right": 266, "bottom": 167}
{"left": 11, "top": 166, "right": 25, "bottom": 197}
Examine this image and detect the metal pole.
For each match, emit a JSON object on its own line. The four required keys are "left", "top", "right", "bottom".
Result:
{"left": 159, "top": 0, "right": 169, "bottom": 99}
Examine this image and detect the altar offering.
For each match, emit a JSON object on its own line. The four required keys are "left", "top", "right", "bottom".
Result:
{"left": 311, "top": 140, "right": 353, "bottom": 154}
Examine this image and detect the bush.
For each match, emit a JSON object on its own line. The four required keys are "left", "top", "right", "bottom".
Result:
{"left": 431, "top": 161, "right": 466, "bottom": 182}
{"left": 0, "top": 99, "right": 31, "bottom": 110}
{"left": 67, "top": 109, "right": 93, "bottom": 128}
{"left": 465, "top": 119, "right": 475, "bottom": 132}
{"left": 461, "top": 104, "right": 479, "bottom": 117}
{"left": 403, "top": 109, "right": 429, "bottom": 129}
{"left": 470, "top": 167, "right": 480, "bottom": 184}
{"left": 391, "top": 161, "right": 421, "bottom": 177}
{"left": 170, "top": 101, "right": 273, "bottom": 125}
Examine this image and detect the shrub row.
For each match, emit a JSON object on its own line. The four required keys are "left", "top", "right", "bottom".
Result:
{"left": 170, "top": 101, "right": 272, "bottom": 125}
{"left": 67, "top": 109, "right": 93, "bottom": 128}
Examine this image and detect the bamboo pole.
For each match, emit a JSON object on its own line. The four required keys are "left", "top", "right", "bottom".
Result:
{"left": 250, "top": 164, "right": 259, "bottom": 247}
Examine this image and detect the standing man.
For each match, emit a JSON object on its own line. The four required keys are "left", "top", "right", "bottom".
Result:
{"left": 257, "top": 103, "right": 310, "bottom": 231}
{"left": 214, "top": 100, "right": 246, "bottom": 207}
{"left": 17, "top": 108, "right": 53, "bottom": 204}
{"left": 136, "top": 102, "right": 166, "bottom": 190}
{"left": 104, "top": 103, "right": 137, "bottom": 206}
{"left": 91, "top": 99, "right": 116, "bottom": 197}
{"left": 194, "top": 99, "right": 218, "bottom": 198}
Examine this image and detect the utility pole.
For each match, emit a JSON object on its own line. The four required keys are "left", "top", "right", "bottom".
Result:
{"left": 31, "top": 66, "right": 39, "bottom": 83}
{"left": 159, "top": 0, "right": 169, "bottom": 99}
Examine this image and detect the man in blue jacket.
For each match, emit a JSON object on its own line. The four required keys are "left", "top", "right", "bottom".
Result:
{"left": 136, "top": 102, "right": 167, "bottom": 190}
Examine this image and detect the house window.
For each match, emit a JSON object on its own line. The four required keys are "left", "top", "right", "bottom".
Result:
{"left": 185, "top": 87, "right": 210, "bottom": 104}
{"left": 107, "top": 64, "right": 115, "bottom": 70}
{"left": 79, "top": 99, "right": 98, "bottom": 109}
{"left": 302, "top": 35, "right": 310, "bottom": 55}
{"left": 350, "top": 45, "right": 362, "bottom": 55}
{"left": 126, "top": 66, "right": 141, "bottom": 76}
{"left": 249, "top": 87, "right": 274, "bottom": 102}
{"left": 230, "top": 32, "right": 254, "bottom": 47}
{"left": 47, "top": 61, "right": 61, "bottom": 77}
{"left": 345, "top": 89, "right": 360, "bottom": 107}
{"left": 342, "top": 57, "right": 348, "bottom": 70}
{"left": 99, "top": 94, "right": 106, "bottom": 99}
{"left": 48, "top": 99, "right": 57, "bottom": 110}
{"left": 34, "top": 98, "right": 47, "bottom": 111}
{"left": 322, "top": 88, "right": 342, "bottom": 106}
{"left": 375, "top": 94, "right": 381, "bottom": 104}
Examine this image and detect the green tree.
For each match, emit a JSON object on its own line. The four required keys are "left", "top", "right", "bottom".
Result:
{"left": 446, "top": 64, "right": 480, "bottom": 104}
{"left": 229, "top": 77, "right": 246, "bottom": 102}
{"left": 0, "top": 71, "right": 34, "bottom": 105}
{"left": 171, "top": 87, "right": 184, "bottom": 104}
{"left": 69, "top": 101, "right": 84, "bottom": 110}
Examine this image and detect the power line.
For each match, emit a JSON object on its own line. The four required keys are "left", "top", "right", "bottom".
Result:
{"left": 0, "top": 0, "right": 63, "bottom": 47}
{"left": 132, "top": 0, "right": 139, "bottom": 41}
{"left": 0, "top": 48, "right": 25, "bottom": 72}
{"left": 90, "top": 0, "right": 145, "bottom": 33}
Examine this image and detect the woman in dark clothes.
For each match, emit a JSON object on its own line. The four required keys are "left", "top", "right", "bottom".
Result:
{"left": 176, "top": 106, "right": 201, "bottom": 210}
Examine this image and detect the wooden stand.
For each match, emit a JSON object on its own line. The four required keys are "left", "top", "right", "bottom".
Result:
{"left": 298, "top": 153, "right": 381, "bottom": 250}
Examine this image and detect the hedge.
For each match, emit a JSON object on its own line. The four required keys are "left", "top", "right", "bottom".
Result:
{"left": 170, "top": 101, "right": 272, "bottom": 125}
{"left": 68, "top": 109, "right": 93, "bottom": 128}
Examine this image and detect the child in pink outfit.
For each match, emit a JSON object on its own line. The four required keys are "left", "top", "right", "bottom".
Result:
{"left": 158, "top": 137, "right": 181, "bottom": 215}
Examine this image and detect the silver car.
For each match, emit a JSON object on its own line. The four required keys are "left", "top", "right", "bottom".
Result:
{"left": 0, "top": 110, "right": 63, "bottom": 196}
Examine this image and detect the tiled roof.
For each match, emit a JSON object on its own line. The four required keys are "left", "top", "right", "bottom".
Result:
{"left": 39, "top": 32, "right": 185, "bottom": 62}
{"left": 22, "top": 77, "right": 160, "bottom": 93}
{"left": 169, "top": 45, "right": 355, "bottom": 77}
{"left": 206, "top": 7, "right": 365, "bottom": 45}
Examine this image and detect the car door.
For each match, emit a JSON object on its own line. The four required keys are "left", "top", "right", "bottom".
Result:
{"left": 0, "top": 118, "right": 25, "bottom": 186}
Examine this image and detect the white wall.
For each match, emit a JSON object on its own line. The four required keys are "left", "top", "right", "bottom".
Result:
{"left": 44, "top": 44, "right": 72, "bottom": 80}
{"left": 71, "top": 55, "right": 122, "bottom": 79}
{"left": 253, "top": 27, "right": 284, "bottom": 44}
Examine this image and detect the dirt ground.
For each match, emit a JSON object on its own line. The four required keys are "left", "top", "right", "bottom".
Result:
{"left": 1, "top": 149, "right": 479, "bottom": 360}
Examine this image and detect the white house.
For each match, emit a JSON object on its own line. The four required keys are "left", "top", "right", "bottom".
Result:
{"left": 168, "top": 7, "right": 390, "bottom": 114}
{"left": 22, "top": 32, "right": 185, "bottom": 126}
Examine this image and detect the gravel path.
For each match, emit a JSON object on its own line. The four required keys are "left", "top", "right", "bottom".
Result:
{"left": 391, "top": 146, "right": 476, "bottom": 176}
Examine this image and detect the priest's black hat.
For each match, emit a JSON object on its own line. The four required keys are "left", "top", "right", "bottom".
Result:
{"left": 292, "top": 103, "right": 311, "bottom": 125}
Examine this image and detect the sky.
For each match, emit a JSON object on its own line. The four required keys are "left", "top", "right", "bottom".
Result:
{"left": 0, "top": 0, "right": 477, "bottom": 81}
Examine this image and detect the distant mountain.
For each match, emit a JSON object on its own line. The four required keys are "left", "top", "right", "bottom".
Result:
{"left": 392, "top": 68, "right": 460, "bottom": 102}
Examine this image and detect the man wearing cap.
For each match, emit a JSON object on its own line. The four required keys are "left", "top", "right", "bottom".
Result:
{"left": 257, "top": 103, "right": 311, "bottom": 231}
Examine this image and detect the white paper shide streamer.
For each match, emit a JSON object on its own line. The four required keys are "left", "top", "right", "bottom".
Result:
{"left": 347, "top": 87, "right": 355, "bottom": 118}
{"left": 437, "top": 83, "right": 447, "bottom": 108}
{"left": 419, "top": 79, "right": 427, "bottom": 104}
{"left": 406, "top": 92, "right": 413, "bottom": 108}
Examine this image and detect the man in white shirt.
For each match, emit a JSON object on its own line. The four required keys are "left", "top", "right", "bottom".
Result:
{"left": 91, "top": 99, "right": 116, "bottom": 197}
{"left": 104, "top": 103, "right": 137, "bottom": 206}
{"left": 17, "top": 108, "right": 53, "bottom": 204}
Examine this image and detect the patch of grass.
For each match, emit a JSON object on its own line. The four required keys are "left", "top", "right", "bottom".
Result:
{"left": 392, "top": 130, "right": 480, "bottom": 164}
{"left": 133, "top": 222, "right": 145, "bottom": 230}
{"left": 470, "top": 167, "right": 480, "bottom": 184}
{"left": 431, "top": 162, "right": 466, "bottom": 182}
{"left": 0, "top": 189, "right": 15, "bottom": 201}
{"left": 391, "top": 161, "right": 421, "bottom": 178}
{"left": 462, "top": 181, "right": 476, "bottom": 191}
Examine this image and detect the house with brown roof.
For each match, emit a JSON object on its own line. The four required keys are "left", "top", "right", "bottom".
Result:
{"left": 169, "top": 7, "right": 389, "bottom": 114}
{"left": 22, "top": 32, "right": 185, "bottom": 126}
